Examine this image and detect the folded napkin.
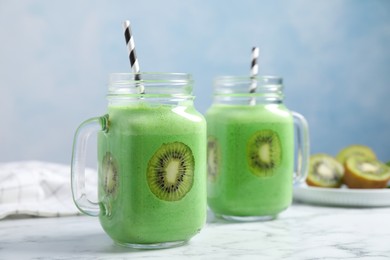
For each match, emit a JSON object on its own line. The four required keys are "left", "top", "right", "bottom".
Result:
{"left": 0, "top": 161, "right": 97, "bottom": 219}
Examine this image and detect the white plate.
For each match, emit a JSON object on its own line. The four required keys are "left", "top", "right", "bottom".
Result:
{"left": 293, "top": 183, "right": 390, "bottom": 207}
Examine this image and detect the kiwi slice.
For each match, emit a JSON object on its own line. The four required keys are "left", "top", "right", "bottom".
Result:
{"left": 344, "top": 155, "right": 390, "bottom": 189}
{"left": 207, "top": 136, "right": 220, "bottom": 181}
{"left": 102, "top": 152, "right": 119, "bottom": 195}
{"left": 247, "top": 129, "right": 282, "bottom": 177}
{"left": 147, "top": 142, "right": 194, "bottom": 201}
{"left": 306, "top": 154, "right": 344, "bottom": 188}
{"left": 336, "top": 145, "right": 376, "bottom": 165}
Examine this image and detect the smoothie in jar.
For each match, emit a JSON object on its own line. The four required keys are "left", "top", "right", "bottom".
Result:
{"left": 71, "top": 73, "right": 207, "bottom": 249}
{"left": 206, "top": 104, "right": 294, "bottom": 218}
{"left": 98, "top": 103, "right": 207, "bottom": 245}
{"left": 206, "top": 76, "right": 309, "bottom": 221}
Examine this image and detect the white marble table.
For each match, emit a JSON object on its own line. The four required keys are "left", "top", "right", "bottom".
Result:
{"left": 1, "top": 203, "right": 389, "bottom": 259}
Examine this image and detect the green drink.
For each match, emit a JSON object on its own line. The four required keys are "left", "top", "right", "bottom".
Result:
{"left": 98, "top": 104, "right": 206, "bottom": 245}
{"left": 71, "top": 73, "right": 206, "bottom": 249}
{"left": 206, "top": 76, "right": 309, "bottom": 221}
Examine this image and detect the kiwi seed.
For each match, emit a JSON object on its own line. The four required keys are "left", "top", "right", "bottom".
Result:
{"left": 146, "top": 142, "right": 194, "bottom": 201}
{"left": 246, "top": 129, "right": 282, "bottom": 177}
{"left": 207, "top": 136, "right": 220, "bottom": 181}
{"left": 102, "top": 152, "right": 119, "bottom": 195}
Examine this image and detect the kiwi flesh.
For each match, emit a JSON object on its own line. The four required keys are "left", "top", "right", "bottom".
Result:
{"left": 247, "top": 129, "right": 282, "bottom": 177}
{"left": 344, "top": 155, "right": 390, "bottom": 189}
{"left": 102, "top": 152, "right": 119, "bottom": 195}
{"left": 306, "top": 154, "right": 344, "bottom": 188}
{"left": 147, "top": 142, "right": 194, "bottom": 201}
{"left": 336, "top": 145, "right": 376, "bottom": 165}
{"left": 207, "top": 136, "right": 220, "bottom": 181}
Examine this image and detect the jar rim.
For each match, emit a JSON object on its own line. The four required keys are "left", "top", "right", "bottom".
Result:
{"left": 109, "top": 72, "right": 192, "bottom": 82}
{"left": 107, "top": 72, "right": 193, "bottom": 97}
{"left": 212, "top": 75, "right": 284, "bottom": 102}
{"left": 214, "top": 75, "right": 282, "bottom": 85}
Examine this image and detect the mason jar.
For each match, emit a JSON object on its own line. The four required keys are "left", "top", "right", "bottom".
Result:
{"left": 206, "top": 75, "right": 309, "bottom": 221}
{"left": 71, "top": 73, "right": 207, "bottom": 249}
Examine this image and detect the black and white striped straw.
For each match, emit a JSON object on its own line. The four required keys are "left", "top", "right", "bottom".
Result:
{"left": 123, "top": 20, "right": 145, "bottom": 94}
{"left": 249, "top": 47, "right": 259, "bottom": 105}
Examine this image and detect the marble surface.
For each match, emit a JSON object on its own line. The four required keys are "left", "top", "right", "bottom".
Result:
{"left": 1, "top": 203, "right": 390, "bottom": 260}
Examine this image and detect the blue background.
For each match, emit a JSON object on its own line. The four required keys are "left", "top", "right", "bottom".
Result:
{"left": 1, "top": 0, "right": 389, "bottom": 164}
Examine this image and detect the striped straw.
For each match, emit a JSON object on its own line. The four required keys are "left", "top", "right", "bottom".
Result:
{"left": 123, "top": 20, "right": 145, "bottom": 94}
{"left": 249, "top": 47, "right": 259, "bottom": 105}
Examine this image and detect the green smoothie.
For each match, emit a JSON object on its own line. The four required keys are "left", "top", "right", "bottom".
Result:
{"left": 206, "top": 103, "right": 294, "bottom": 218}
{"left": 97, "top": 102, "right": 206, "bottom": 245}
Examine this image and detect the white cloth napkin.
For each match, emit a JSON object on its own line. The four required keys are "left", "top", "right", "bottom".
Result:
{"left": 0, "top": 161, "right": 97, "bottom": 219}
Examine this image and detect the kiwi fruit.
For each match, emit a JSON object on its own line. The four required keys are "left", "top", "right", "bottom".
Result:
{"left": 336, "top": 145, "right": 376, "bottom": 165}
{"left": 306, "top": 154, "right": 344, "bottom": 188}
{"left": 102, "top": 152, "right": 119, "bottom": 195}
{"left": 247, "top": 129, "right": 282, "bottom": 177}
{"left": 207, "top": 136, "right": 220, "bottom": 181}
{"left": 344, "top": 155, "right": 390, "bottom": 189}
{"left": 147, "top": 142, "right": 194, "bottom": 201}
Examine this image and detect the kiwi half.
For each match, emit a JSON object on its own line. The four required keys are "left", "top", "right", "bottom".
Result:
{"left": 344, "top": 155, "right": 390, "bottom": 189}
{"left": 336, "top": 145, "right": 376, "bottom": 165}
{"left": 207, "top": 136, "right": 220, "bottom": 181}
{"left": 102, "top": 152, "right": 119, "bottom": 196}
{"left": 247, "top": 129, "right": 282, "bottom": 177}
{"left": 306, "top": 154, "right": 344, "bottom": 188}
{"left": 147, "top": 142, "right": 194, "bottom": 201}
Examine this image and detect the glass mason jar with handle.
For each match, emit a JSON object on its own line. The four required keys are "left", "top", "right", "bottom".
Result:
{"left": 71, "top": 73, "right": 207, "bottom": 249}
{"left": 206, "top": 76, "right": 309, "bottom": 221}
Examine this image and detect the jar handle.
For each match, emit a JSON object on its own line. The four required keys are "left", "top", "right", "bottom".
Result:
{"left": 292, "top": 112, "right": 310, "bottom": 184}
{"left": 71, "top": 115, "right": 108, "bottom": 217}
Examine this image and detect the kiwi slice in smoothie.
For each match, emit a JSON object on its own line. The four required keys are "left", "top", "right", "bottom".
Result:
{"left": 146, "top": 142, "right": 195, "bottom": 201}
{"left": 247, "top": 129, "right": 282, "bottom": 177}
{"left": 207, "top": 136, "right": 220, "bottom": 181}
{"left": 336, "top": 145, "right": 376, "bottom": 165}
{"left": 344, "top": 155, "right": 390, "bottom": 189}
{"left": 102, "top": 152, "right": 119, "bottom": 195}
{"left": 306, "top": 154, "right": 344, "bottom": 188}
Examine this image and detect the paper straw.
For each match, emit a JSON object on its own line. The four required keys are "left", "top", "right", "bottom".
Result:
{"left": 123, "top": 20, "right": 145, "bottom": 94}
{"left": 249, "top": 47, "right": 259, "bottom": 105}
